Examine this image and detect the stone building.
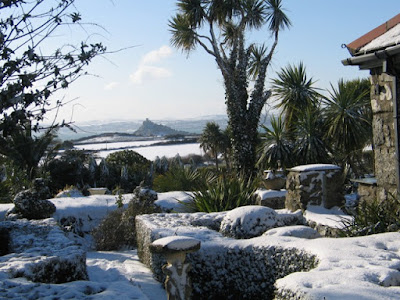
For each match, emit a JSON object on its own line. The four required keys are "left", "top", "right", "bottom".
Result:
{"left": 342, "top": 13, "right": 400, "bottom": 201}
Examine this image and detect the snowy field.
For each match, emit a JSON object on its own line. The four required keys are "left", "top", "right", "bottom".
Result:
{"left": 95, "top": 142, "right": 203, "bottom": 160}
{"left": 74, "top": 140, "right": 164, "bottom": 151}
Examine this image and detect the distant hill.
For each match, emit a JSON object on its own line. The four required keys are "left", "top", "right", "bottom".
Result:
{"left": 134, "top": 119, "right": 189, "bottom": 137}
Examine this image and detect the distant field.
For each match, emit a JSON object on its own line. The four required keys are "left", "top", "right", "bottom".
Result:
{"left": 77, "top": 141, "right": 203, "bottom": 160}
{"left": 74, "top": 140, "right": 164, "bottom": 151}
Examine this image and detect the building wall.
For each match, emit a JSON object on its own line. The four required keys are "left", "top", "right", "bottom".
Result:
{"left": 370, "top": 73, "right": 398, "bottom": 200}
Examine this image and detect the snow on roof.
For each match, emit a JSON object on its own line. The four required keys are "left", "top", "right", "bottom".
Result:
{"left": 359, "top": 23, "right": 400, "bottom": 53}
{"left": 289, "top": 164, "right": 341, "bottom": 172}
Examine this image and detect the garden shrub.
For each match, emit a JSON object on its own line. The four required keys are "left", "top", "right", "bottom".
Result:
{"left": 105, "top": 150, "right": 152, "bottom": 192}
{"left": 46, "top": 150, "right": 95, "bottom": 194}
{"left": 92, "top": 185, "right": 161, "bottom": 251}
{"left": 152, "top": 166, "right": 212, "bottom": 192}
{"left": 187, "top": 173, "right": 259, "bottom": 213}
{"left": 340, "top": 194, "right": 400, "bottom": 236}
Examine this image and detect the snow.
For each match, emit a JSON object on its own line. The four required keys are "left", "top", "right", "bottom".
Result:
{"left": 289, "top": 164, "right": 341, "bottom": 172}
{"left": 304, "top": 205, "right": 351, "bottom": 228}
{"left": 0, "top": 250, "right": 166, "bottom": 300}
{"left": 255, "top": 189, "right": 286, "bottom": 199}
{"left": 1, "top": 192, "right": 400, "bottom": 299}
{"left": 96, "top": 143, "right": 202, "bottom": 160}
{"left": 360, "top": 23, "right": 400, "bottom": 53}
{"left": 151, "top": 236, "right": 200, "bottom": 251}
{"left": 154, "top": 191, "right": 192, "bottom": 212}
{"left": 75, "top": 140, "right": 163, "bottom": 151}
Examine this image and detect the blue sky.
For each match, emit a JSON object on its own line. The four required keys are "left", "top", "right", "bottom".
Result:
{"left": 48, "top": 0, "right": 400, "bottom": 123}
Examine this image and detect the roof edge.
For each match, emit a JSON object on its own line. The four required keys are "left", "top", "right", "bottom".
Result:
{"left": 347, "top": 13, "right": 400, "bottom": 55}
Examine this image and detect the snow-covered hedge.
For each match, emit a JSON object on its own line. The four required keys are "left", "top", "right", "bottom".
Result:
{"left": 137, "top": 210, "right": 400, "bottom": 299}
{"left": 136, "top": 211, "right": 317, "bottom": 299}
{"left": 0, "top": 218, "right": 87, "bottom": 283}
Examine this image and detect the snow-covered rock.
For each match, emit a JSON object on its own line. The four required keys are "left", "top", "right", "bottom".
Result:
{"left": 0, "top": 218, "right": 87, "bottom": 283}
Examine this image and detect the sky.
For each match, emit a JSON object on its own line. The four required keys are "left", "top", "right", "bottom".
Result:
{"left": 44, "top": 0, "right": 400, "bottom": 124}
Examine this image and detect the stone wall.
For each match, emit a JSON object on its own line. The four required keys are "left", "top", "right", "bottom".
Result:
{"left": 370, "top": 73, "right": 398, "bottom": 200}
{"left": 285, "top": 164, "right": 344, "bottom": 211}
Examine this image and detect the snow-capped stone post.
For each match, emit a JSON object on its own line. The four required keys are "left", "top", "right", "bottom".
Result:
{"left": 150, "top": 236, "right": 201, "bottom": 300}
{"left": 285, "top": 164, "right": 344, "bottom": 211}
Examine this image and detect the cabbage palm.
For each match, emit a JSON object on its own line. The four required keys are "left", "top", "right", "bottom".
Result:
{"left": 169, "top": 0, "right": 291, "bottom": 176}
{"left": 272, "top": 62, "right": 321, "bottom": 134}
{"left": 199, "top": 122, "right": 224, "bottom": 170}
{"left": 323, "top": 78, "right": 371, "bottom": 174}
{"left": 294, "top": 107, "right": 331, "bottom": 165}
{"left": 257, "top": 115, "right": 293, "bottom": 170}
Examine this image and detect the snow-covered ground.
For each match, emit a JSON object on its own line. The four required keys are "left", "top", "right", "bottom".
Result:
{"left": 1, "top": 192, "right": 400, "bottom": 299}
{"left": 74, "top": 140, "right": 164, "bottom": 151}
{"left": 96, "top": 142, "right": 202, "bottom": 160}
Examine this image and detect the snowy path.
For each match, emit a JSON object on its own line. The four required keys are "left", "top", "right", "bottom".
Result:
{"left": 86, "top": 250, "right": 167, "bottom": 300}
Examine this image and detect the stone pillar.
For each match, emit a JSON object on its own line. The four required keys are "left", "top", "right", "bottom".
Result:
{"left": 285, "top": 164, "right": 344, "bottom": 211}
{"left": 370, "top": 73, "right": 398, "bottom": 200}
{"left": 150, "top": 236, "right": 201, "bottom": 300}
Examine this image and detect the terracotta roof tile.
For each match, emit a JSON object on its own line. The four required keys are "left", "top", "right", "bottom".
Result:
{"left": 347, "top": 13, "right": 400, "bottom": 55}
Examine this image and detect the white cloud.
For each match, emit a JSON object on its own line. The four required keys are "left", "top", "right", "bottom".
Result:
{"left": 142, "top": 45, "right": 173, "bottom": 64}
{"left": 130, "top": 65, "right": 172, "bottom": 85}
{"left": 104, "top": 82, "right": 120, "bottom": 90}
{"left": 130, "top": 45, "right": 174, "bottom": 85}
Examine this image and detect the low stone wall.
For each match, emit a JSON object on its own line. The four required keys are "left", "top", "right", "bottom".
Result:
{"left": 136, "top": 213, "right": 317, "bottom": 300}
{"left": 0, "top": 218, "right": 87, "bottom": 283}
{"left": 285, "top": 164, "right": 344, "bottom": 211}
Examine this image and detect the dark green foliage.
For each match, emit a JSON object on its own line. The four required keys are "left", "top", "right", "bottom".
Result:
{"left": 294, "top": 107, "right": 332, "bottom": 165}
{"left": 187, "top": 173, "right": 259, "bottom": 212}
{"left": 272, "top": 62, "right": 321, "bottom": 134}
{"left": 92, "top": 186, "right": 160, "bottom": 251}
{"left": 257, "top": 115, "right": 294, "bottom": 170}
{"left": 323, "top": 78, "right": 372, "bottom": 176}
{"left": 105, "top": 150, "right": 152, "bottom": 192}
{"left": 153, "top": 166, "right": 214, "bottom": 192}
{"left": 340, "top": 194, "right": 400, "bottom": 237}
{"left": 46, "top": 150, "right": 94, "bottom": 194}
{"left": 199, "top": 122, "right": 225, "bottom": 170}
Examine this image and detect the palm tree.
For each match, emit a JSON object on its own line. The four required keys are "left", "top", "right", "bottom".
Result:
{"left": 323, "top": 78, "right": 371, "bottom": 174}
{"left": 169, "top": 0, "right": 291, "bottom": 177}
{"left": 272, "top": 62, "right": 321, "bottom": 135}
{"left": 199, "top": 122, "right": 224, "bottom": 170}
{"left": 0, "top": 124, "right": 59, "bottom": 180}
{"left": 294, "top": 107, "right": 331, "bottom": 165}
{"left": 257, "top": 115, "right": 294, "bottom": 170}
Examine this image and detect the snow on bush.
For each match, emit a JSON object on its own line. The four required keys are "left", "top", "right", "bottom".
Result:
{"left": 136, "top": 212, "right": 318, "bottom": 299}
{"left": 0, "top": 218, "right": 87, "bottom": 283}
{"left": 220, "top": 206, "right": 279, "bottom": 239}
{"left": 219, "top": 206, "right": 305, "bottom": 239}
{"left": 263, "top": 225, "right": 321, "bottom": 239}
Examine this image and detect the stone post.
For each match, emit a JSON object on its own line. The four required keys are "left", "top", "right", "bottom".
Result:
{"left": 150, "top": 236, "right": 201, "bottom": 300}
